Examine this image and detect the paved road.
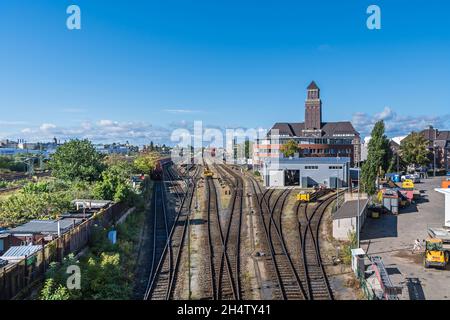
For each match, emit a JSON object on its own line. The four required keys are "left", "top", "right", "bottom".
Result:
{"left": 360, "top": 177, "right": 450, "bottom": 300}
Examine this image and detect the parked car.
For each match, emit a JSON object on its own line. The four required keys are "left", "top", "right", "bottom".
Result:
{"left": 401, "top": 174, "right": 420, "bottom": 183}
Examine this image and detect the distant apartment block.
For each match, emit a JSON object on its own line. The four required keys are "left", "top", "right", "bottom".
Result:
{"left": 420, "top": 126, "right": 450, "bottom": 171}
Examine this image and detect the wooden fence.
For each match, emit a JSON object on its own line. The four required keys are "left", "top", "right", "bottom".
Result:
{"left": 0, "top": 201, "right": 127, "bottom": 300}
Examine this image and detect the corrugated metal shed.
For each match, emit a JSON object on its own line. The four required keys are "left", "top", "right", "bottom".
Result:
{"left": 1, "top": 245, "right": 41, "bottom": 259}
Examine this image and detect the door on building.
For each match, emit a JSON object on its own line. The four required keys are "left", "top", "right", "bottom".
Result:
{"left": 284, "top": 170, "right": 300, "bottom": 186}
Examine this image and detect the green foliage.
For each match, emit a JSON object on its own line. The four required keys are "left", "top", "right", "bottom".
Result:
{"left": 387, "top": 152, "right": 406, "bottom": 173}
{"left": 361, "top": 121, "right": 391, "bottom": 195}
{"left": 39, "top": 209, "right": 145, "bottom": 300}
{"left": 93, "top": 161, "right": 135, "bottom": 204}
{"left": 244, "top": 140, "right": 251, "bottom": 159}
{"left": 21, "top": 181, "right": 50, "bottom": 194}
{"left": 40, "top": 279, "right": 71, "bottom": 300}
{"left": 0, "top": 156, "right": 27, "bottom": 172}
{"left": 133, "top": 152, "right": 159, "bottom": 174}
{"left": 0, "top": 181, "right": 7, "bottom": 189}
{"left": 280, "top": 139, "right": 300, "bottom": 158}
{"left": 400, "top": 132, "right": 430, "bottom": 167}
{"left": 342, "top": 231, "right": 358, "bottom": 265}
{"left": 49, "top": 139, "right": 105, "bottom": 182}
{"left": 40, "top": 254, "right": 80, "bottom": 300}
{"left": 0, "top": 191, "right": 71, "bottom": 227}
{"left": 0, "top": 179, "right": 96, "bottom": 227}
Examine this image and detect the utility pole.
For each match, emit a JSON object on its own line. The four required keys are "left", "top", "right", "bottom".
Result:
{"left": 336, "top": 153, "right": 340, "bottom": 209}
{"left": 396, "top": 152, "right": 399, "bottom": 173}
{"left": 434, "top": 128, "right": 438, "bottom": 177}
{"left": 357, "top": 168, "right": 360, "bottom": 248}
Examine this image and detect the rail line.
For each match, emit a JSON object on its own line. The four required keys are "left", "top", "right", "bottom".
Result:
{"left": 144, "top": 164, "right": 200, "bottom": 300}
{"left": 214, "top": 165, "right": 244, "bottom": 300}
{"left": 248, "top": 178, "right": 307, "bottom": 300}
{"left": 296, "top": 191, "right": 335, "bottom": 300}
{"left": 205, "top": 164, "right": 238, "bottom": 300}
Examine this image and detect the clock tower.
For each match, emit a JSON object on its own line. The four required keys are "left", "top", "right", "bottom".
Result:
{"left": 305, "top": 81, "right": 322, "bottom": 131}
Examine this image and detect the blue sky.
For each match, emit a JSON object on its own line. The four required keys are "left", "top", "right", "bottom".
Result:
{"left": 0, "top": 0, "right": 449, "bottom": 145}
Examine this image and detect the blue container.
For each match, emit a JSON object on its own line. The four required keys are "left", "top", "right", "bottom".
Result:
{"left": 393, "top": 174, "right": 401, "bottom": 183}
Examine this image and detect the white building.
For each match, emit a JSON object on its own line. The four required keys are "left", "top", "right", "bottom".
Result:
{"left": 333, "top": 198, "right": 369, "bottom": 241}
{"left": 261, "top": 156, "right": 350, "bottom": 188}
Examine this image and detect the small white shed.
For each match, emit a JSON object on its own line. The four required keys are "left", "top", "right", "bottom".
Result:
{"left": 333, "top": 198, "right": 369, "bottom": 241}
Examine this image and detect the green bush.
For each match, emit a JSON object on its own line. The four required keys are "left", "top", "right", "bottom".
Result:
{"left": 342, "top": 231, "right": 357, "bottom": 265}
{"left": 39, "top": 209, "right": 145, "bottom": 300}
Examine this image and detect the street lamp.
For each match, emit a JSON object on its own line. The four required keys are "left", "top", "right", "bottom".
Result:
{"left": 336, "top": 153, "right": 340, "bottom": 209}
{"left": 434, "top": 128, "right": 438, "bottom": 177}
{"left": 433, "top": 143, "right": 437, "bottom": 177}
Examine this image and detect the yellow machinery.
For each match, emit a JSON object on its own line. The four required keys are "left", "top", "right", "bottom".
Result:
{"left": 296, "top": 192, "right": 310, "bottom": 202}
{"left": 203, "top": 168, "right": 214, "bottom": 178}
{"left": 424, "top": 238, "right": 449, "bottom": 269}
{"left": 402, "top": 179, "right": 414, "bottom": 189}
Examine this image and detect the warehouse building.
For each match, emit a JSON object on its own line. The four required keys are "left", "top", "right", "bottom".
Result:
{"left": 261, "top": 157, "right": 350, "bottom": 188}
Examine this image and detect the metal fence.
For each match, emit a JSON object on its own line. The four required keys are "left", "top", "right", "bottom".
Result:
{"left": 0, "top": 202, "right": 127, "bottom": 300}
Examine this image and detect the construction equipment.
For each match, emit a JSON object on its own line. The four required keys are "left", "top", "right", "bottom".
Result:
{"left": 441, "top": 179, "right": 450, "bottom": 189}
{"left": 402, "top": 179, "right": 414, "bottom": 189}
{"left": 203, "top": 168, "right": 214, "bottom": 178}
{"left": 424, "top": 238, "right": 449, "bottom": 269}
{"left": 296, "top": 192, "right": 310, "bottom": 202}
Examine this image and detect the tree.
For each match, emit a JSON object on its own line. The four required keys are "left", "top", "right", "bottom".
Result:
{"left": 49, "top": 139, "right": 105, "bottom": 182}
{"left": 400, "top": 132, "right": 430, "bottom": 168}
{"left": 133, "top": 152, "right": 159, "bottom": 174}
{"left": 93, "top": 161, "right": 134, "bottom": 203}
{"left": 361, "top": 121, "right": 391, "bottom": 195}
{"left": 280, "top": 139, "right": 300, "bottom": 158}
{"left": 244, "top": 140, "right": 251, "bottom": 159}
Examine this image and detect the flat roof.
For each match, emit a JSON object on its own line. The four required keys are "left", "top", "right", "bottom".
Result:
{"left": 333, "top": 198, "right": 369, "bottom": 220}
{"left": 8, "top": 219, "right": 82, "bottom": 235}
{"left": 435, "top": 188, "right": 450, "bottom": 195}
{"left": 71, "top": 199, "right": 112, "bottom": 209}
{"left": 1, "top": 245, "right": 41, "bottom": 258}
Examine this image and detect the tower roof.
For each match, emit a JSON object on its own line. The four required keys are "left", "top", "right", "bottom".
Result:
{"left": 307, "top": 81, "right": 319, "bottom": 90}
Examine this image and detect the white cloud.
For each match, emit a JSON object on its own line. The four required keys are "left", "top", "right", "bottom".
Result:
{"left": 40, "top": 123, "right": 57, "bottom": 131}
{"left": 97, "top": 119, "right": 116, "bottom": 127}
{"left": 5, "top": 120, "right": 174, "bottom": 145}
{"left": 2, "top": 119, "right": 251, "bottom": 147}
{"left": 352, "top": 107, "right": 450, "bottom": 138}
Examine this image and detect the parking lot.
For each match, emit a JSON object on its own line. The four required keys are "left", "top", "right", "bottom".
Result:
{"left": 360, "top": 177, "right": 450, "bottom": 300}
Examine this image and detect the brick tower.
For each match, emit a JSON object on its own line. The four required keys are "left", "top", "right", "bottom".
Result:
{"left": 305, "top": 81, "right": 322, "bottom": 130}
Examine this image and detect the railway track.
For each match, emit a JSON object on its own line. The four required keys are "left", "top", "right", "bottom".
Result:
{"left": 296, "top": 191, "right": 335, "bottom": 300}
{"left": 248, "top": 173, "right": 335, "bottom": 300}
{"left": 144, "top": 165, "right": 200, "bottom": 300}
{"left": 205, "top": 165, "right": 238, "bottom": 300}
{"left": 0, "top": 171, "right": 50, "bottom": 182}
{"left": 214, "top": 165, "right": 244, "bottom": 300}
{"left": 249, "top": 178, "right": 307, "bottom": 300}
